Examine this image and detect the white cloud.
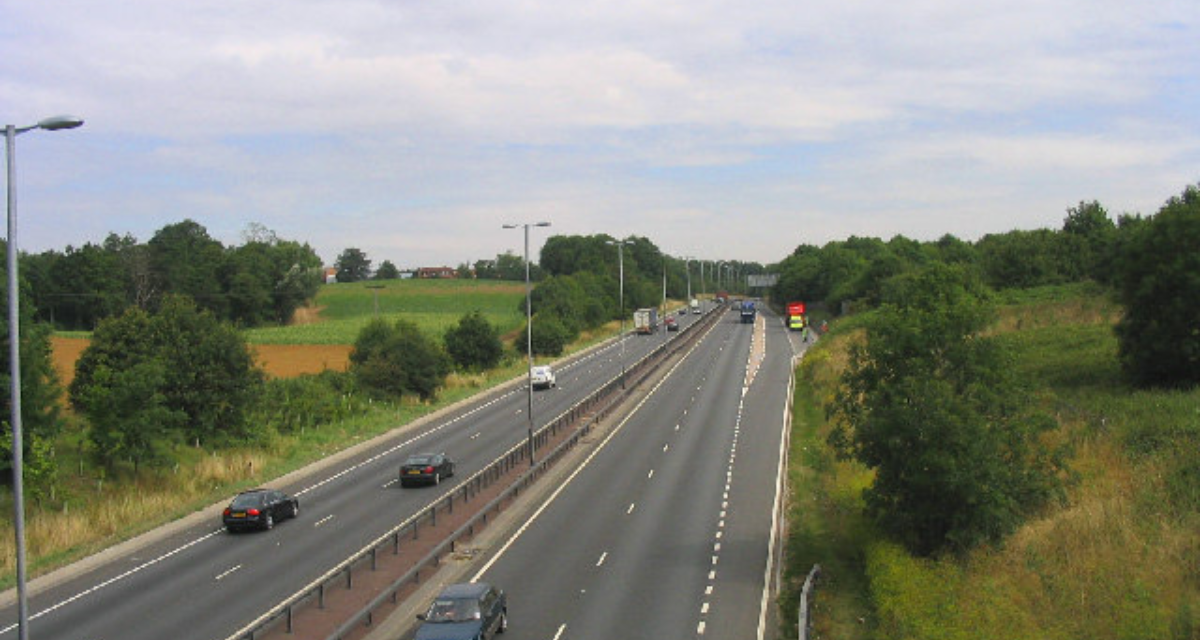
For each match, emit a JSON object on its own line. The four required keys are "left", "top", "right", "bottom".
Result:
{"left": 3, "top": 0, "right": 1198, "bottom": 267}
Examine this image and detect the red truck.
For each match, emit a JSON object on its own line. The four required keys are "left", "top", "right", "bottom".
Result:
{"left": 787, "top": 302, "right": 807, "bottom": 331}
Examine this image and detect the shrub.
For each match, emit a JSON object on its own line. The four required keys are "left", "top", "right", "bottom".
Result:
{"left": 350, "top": 317, "right": 451, "bottom": 401}
{"left": 444, "top": 311, "right": 504, "bottom": 371}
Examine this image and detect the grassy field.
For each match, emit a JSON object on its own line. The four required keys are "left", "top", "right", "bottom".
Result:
{"left": 243, "top": 279, "right": 529, "bottom": 345}
{"left": 6, "top": 278, "right": 560, "bottom": 587}
{"left": 780, "top": 282, "right": 1200, "bottom": 639}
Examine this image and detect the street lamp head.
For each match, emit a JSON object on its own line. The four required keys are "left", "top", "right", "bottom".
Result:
{"left": 37, "top": 115, "right": 84, "bottom": 131}
{"left": 502, "top": 224, "right": 518, "bottom": 229}
{"left": 535, "top": 222, "right": 551, "bottom": 227}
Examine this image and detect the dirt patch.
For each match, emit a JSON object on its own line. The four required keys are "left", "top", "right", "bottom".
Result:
{"left": 250, "top": 344, "right": 352, "bottom": 377}
{"left": 50, "top": 337, "right": 90, "bottom": 389}
{"left": 290, "top": 305, "right": 326, "bottom": 325}
{"left": 51, "top": 336, "right": 352, "bottom": 382}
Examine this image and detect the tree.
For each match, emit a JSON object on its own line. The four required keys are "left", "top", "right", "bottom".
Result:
{"left": 147, "top": 220, "right": 228, "bottom": 316}
{"left": 495, "top": 251, "right": 527, "bottom": 280}
{"left": 335, "top": 248, "right": 372, "bottom": 283}
{"left": 71, "top": 295, "right": 264, "bottom": 455}
{"left": 445, "top": 311, "right": 504, "bottom": 371}
{"left": 1114, "top": 184, "right": 1200, "bottom": 387}
{"left": 829, "top": 263, "right": 1064, "bottom": 555}
{"left": 74, "top": 360, "right": 184, "bottom": 470}
{"left": 375, "top": 260, "right": 400, "bottom": 280}
{"left": 0, "top": 260, "right": 66, "bottom": 498}
{"left": 1061, "top": 200, "right": 1117, "bottom": 283}
{"left": 350, "top": 318, "right": 450, "bottom": 400}
{"left": 520, "top": 315, "right": 570, "bottom": 357}
{"left": 976, "top": 229, "right": 1068, "bottom": 289}
{"left": 225, "top": 235, "right": 321, "bottom": 325}
{"left": 29, "top": 243, "right": 128, "bottom": 329}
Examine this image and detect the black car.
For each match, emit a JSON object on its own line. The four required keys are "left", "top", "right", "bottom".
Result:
{"left": 400, "top": 452, "right": 455, "bottom": 487}
{"left": 415, "top": 582, "right": 507, "bottom": 640}
{"left": 223, "top": 488, "right": 299, "bottom": 532}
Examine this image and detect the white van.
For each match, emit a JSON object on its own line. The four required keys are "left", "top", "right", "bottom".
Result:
{"left": 531, "top": 365, "right": 556, "bottom": 390}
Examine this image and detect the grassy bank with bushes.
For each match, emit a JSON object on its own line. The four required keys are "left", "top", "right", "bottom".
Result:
{"left": 780, "top": 283, "right": 1199, "bottom": 639}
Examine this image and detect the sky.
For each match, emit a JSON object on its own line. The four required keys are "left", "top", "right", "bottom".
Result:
{"left": 3, "top": 0, "right": 1198, "bottom": 269}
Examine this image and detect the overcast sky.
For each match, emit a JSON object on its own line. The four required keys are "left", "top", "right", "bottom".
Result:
{"left": 3, "top": 0, "right": 1197, "bottom": 268}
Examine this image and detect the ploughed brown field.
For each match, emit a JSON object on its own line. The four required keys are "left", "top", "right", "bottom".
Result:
{"left": 50, "top": 336, "right": 351, "bottom": 388}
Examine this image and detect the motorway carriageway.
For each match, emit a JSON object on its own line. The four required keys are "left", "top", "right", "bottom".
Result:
{"left": 0, "top": 306, "right": 714, "bottom": 640}
{"left": 375, "top": 303, "right": 802, "bottom": 640}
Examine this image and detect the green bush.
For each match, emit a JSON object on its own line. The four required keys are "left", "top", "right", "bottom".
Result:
{"left": 350, "top": 317, "right": 451, "bottom": 401}
{"left": 1114, "top": 184, "right": 1200, "bottom": 388}
{"left": 445, "top": 311, "right": 504, "bottom": 371}
{"left": 250, "top": 371, "right": 370, "bottom": 434}
{"left": 519, "top": 315, "right": 570, "bottom": 357}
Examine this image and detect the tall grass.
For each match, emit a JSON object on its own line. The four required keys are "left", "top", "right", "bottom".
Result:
{"left": 782, "top": 286, "right": 1200, "bottom": 639}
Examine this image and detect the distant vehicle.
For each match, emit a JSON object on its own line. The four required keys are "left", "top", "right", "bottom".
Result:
{"left": 223, "top": 489, "right": 299, "bottom": 532}
{"left": 690, "top": 298, "right": 701, "bottom": 314}
{"left": 531, "top": 365, "right": 556, "bottom": 390}
{"left": 416, "top": 582, "right": 507, "bottom": 640}
{"left": 678, "top": 307, "right": 687, "bottom": 316}
{"left": 665, "top": 316, "right": 679, "bottom": 331}
{"left": 787, "top": 301, "right": 806, "bottom": 331}
{"left": 633, "top": 308, "right": 659, "bottom": 334}
{"left": 400, "top": 452, "right": 456, "bottom": 487}
{"left": 740, "top": 300, "right": 757, "bottom": 324}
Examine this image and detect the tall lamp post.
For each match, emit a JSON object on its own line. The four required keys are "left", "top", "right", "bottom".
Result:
{"left": 503, "top": 221, "right": 550, "bottom": 467}
{"left": 684, "top": 257, "right": 693, "bottom": 303}
{"left": 6, "top": 114, "right": 84, "bottom": 640}
{"left": 606, "top": 239, "right": 630, "bottom": 388}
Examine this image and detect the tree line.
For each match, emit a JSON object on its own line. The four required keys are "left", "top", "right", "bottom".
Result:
{"left": 523, "top": 233, "right": 765, "bottom": 355}
{"left": 23, "top": 220, "right": 324, "bottom": 330}
{"left": 331, "top": 247, "right": 542, "bottom": 282}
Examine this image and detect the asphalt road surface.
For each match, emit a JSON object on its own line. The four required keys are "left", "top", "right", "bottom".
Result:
{"left": 461, "top": 305, "right": 798, "bottom": 640}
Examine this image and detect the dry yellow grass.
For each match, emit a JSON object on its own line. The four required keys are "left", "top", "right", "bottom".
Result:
{"left": 947, "top": 438, "right": 1196, "bottom": 639}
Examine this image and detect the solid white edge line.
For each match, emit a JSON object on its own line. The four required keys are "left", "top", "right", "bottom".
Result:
{"left": 757, "top": 338, "right": 797, "bottom": 640}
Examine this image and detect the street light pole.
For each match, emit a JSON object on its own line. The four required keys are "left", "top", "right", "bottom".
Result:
{"left": 6, "top": 114, "right": 84, "bottom": 640}
{"left": 686, "top": 257, "right": 695, "bottom": 304}
{"left": 503, "top": 221, "right": 550, "bottom": 467}
{"left": 606, "top": 239, "right": 629, "bottom": 388}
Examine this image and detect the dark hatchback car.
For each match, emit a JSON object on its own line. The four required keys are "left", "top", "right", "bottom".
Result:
{"left": 415, "top": 582, "right": 507, "bottom": 640}
{"left": 222, "top": 488, "right": 299, "bottom": 532}
{"left": 400, "top": 452, "right": 456, "bottom": 487}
